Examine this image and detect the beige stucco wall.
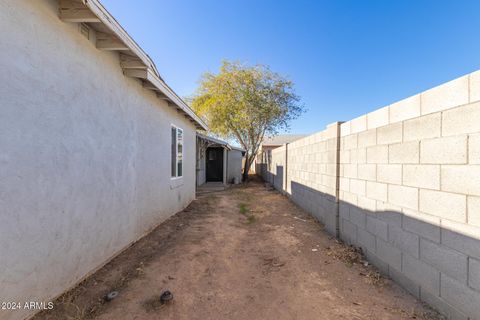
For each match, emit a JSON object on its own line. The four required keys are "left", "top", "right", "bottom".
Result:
{"left": 0, "top": 1, "right": 196, "bottom": 319}
{"left": 196, "top": 143, "right": 207, "bottom": 186}
{"left": 227, "top": 149, "right": 244, "bottom": 183}
{"left": 260, "top": 71, "right": 480, "bottom": 319}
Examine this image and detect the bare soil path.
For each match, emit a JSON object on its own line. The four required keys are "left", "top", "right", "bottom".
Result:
{"left": 35, "top": 178, "right": 441, "bottom": 320}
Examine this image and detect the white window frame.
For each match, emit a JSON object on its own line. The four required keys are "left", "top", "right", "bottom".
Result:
{"left": 171, "top": 124, "right": 183, "bottom": 179}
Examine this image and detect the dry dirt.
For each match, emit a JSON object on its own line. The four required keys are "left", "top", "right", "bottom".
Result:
{"left": 34, "top": 178, "right": 442, "bottom": 320}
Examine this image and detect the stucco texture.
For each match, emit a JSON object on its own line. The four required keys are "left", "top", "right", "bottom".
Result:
{"left": 0, "top": 1, "right": 196, "bottom": 319}
{"left": 227, "top": 149, "right": 243, "bottom": 184}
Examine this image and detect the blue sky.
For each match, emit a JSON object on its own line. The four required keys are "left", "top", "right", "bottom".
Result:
{"left": 102, "top": 0, "right": 480, "bottom": 134}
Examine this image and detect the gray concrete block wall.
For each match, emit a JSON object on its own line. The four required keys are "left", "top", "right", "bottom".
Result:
{"left": 258, "top": 71, "right": 480, "bottom": 319}
{"left": 262, "top": 123, "right": 341, "bottom": 235}
{"left": 339, "top": 86, "right": 480, "bottom": 319}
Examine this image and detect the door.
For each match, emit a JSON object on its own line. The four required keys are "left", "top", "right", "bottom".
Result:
{"left": 206, "top": 147, "right": 224, "bottom": 182}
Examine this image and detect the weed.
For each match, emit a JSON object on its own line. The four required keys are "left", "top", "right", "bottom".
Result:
{"left": 64, "top": 302, "right": 86, "bottom": 320}
{"left": 326, "top": 244, "right": 363, "bottom": 265}
{"left": 238, "top": 203, "right": 256, "bottom": 224}
{"left": 239, "top": 203, "right": 248, "bottom": 215}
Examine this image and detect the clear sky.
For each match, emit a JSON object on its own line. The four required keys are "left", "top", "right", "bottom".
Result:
{"left": 102, "top": 0, "right": 480, "bottom": 134}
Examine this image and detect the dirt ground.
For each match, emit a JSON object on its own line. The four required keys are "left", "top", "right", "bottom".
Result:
{"left": 34, "top": 178, "right": 442, "bottom": 320}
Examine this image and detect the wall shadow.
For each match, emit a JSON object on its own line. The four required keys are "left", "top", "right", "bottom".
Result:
{"left": 257, "top": 164, "right": 284, "bottom": 192}
{"left": 258, "top": 174, "right": 480, "bottom": 320}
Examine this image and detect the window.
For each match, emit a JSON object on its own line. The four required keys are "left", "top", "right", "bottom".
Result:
{"left": 171, "top": 126, "right": 183, "bottom": 178}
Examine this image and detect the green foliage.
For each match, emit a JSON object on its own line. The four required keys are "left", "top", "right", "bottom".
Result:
{"left": 191, "top": 60, "right": 304, "bottom": 177}
{"left": 238, "top": 202, "right": 256, "bottom": 224}
{"left": 239, "top": 203, "right": 248, "bottom": 215}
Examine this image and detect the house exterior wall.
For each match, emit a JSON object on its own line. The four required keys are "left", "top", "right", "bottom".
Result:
{"left": 223, "top": 148, "right": 228, "bottom": 185}
{"left": 227, "top": 149, "right": 244, "bottom": 184}
{"left": 0, "top": 1, "right": 196, "bottom": 319}
{"left": 196, "top": 146, "right": 207, "bottom": 187}
{"left": 197, "top": 155, "right": 207, "bottom": 186}
{"left": 260, "top": 71, "right": 480, "bottom": 319}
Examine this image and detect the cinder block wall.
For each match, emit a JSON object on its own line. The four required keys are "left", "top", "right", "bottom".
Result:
{"left": 268, "top": 123, "right": 341, "bottom": 235}
{"left": 261, "top": 71, "right": 480, "bottom": 319}
{"left": 269, "top": 146, "right": 287, "bottom": 191}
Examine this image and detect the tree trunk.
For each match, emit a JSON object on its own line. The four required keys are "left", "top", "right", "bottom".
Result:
{"left": 243, "top": 154, "right": 252, "bottom": 182}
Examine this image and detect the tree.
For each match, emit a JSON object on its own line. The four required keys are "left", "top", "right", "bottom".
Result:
{"left": 191, "top": 60, "right": 304, "bottom": 181}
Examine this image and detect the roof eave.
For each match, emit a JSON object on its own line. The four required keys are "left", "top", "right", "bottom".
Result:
{"left": 59, "top": 0, "right": 208, "bottom": 130}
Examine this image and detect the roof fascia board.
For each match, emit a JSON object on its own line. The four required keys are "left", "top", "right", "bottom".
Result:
{"left": 83, "top": 0, "right": 158, "bottom": 76}
{"left": 82, "top": 0, "right": 208, "bottom": 130}
{"left": 196, "top": 133, "right": 247, "bottom": 151}
{"left": 147, "top": 70, "right": 208, "bottom": 130}
{"left": 196, "top": 133, "right": 227, "bottom": 146}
